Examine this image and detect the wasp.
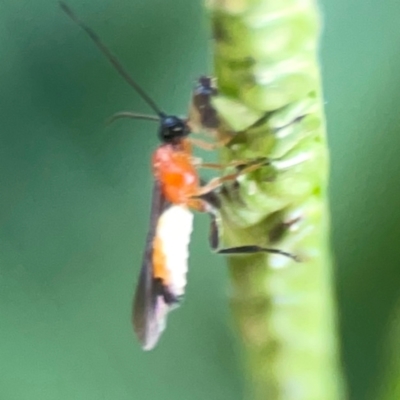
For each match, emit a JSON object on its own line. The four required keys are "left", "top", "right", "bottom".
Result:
{"left": 61, "top": 2, "right": 298, "bottom": 350}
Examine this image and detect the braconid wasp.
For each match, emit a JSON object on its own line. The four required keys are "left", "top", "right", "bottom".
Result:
{"left": 60, "top": 2, "right": 298, "bottom": 350}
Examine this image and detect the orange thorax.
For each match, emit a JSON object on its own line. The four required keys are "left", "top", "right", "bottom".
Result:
{"left": 152, "top": 144, "right": 199, "bottom": 205}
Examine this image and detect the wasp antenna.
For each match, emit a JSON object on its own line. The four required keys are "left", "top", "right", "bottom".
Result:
{"left": 60, "top": 1, "right": 165, "bottom": 117}
{"left": 106, "top": 112, "right": 160, "bottom": 126}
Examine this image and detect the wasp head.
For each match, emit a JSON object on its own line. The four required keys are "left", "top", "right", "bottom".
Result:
{"left": 159, "top": 115, "right": 190, "bottom": 143}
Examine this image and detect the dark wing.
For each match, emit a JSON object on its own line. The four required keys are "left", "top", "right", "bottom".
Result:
{"left": 132, "top": 182, "right": 170, "bottom": 351}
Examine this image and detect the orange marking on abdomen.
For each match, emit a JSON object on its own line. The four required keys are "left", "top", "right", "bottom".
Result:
{"left": 152, "top": 144, "right": 199, "bottom": 205}
{"left": 152, "top": 235, "right": 170, "bottom": 285}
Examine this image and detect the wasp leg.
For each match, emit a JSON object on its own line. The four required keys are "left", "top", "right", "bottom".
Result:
{"left": 216, "top": 245, "right": 300, "bottom": 262}
{"left": 194, "top": 159, "right": 268, "bottom": 197}
{"left": 198, "top": 201, "right": 299, "bottom": 261}
{"left": 196, "top": 162, "right": 226, "bottom": 170}
{"left": 188, "top": 136, "right": 232, "bottom": 151}
{"left": 191, "top": 172, "right": 299, "bottom": 261}
{"left": 193, "top": 158, "right": 268, "bottom": 171}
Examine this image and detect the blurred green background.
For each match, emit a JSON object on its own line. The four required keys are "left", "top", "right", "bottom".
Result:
{"left": 0, "top": 1, "right": 399, "bottom": 399}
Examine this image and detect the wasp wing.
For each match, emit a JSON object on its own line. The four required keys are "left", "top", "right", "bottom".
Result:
{"left": 133, "top": 182, "right": 194, "bottom": 350}
{"left": 133, "top": 182, "right": 168, "bottom": 350}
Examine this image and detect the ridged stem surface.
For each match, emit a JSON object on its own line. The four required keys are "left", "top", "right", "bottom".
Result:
{"left": 207, "top": 0, "right": 345, "bottom": 399}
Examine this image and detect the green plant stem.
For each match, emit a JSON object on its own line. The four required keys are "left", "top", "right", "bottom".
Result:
{"left": 206, "top": 0, "right": 345, "bottom": 399}
{"left": 378, "top": 304, "right": 400, "bottom": 400}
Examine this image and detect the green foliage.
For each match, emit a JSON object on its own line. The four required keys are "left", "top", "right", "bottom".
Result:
{"left": 1, "top": 0, "right": 400, "bottom": 399}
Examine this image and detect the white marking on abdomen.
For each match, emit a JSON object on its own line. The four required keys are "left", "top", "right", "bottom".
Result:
{"left": 156, "top": 205, "right": 194, "bottom": 297}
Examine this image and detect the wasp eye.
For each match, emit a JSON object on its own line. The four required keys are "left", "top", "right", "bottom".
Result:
{"left": 159, "top": 116, "right": 189, "bottom": 143}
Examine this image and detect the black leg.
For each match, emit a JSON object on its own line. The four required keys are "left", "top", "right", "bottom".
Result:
{"left": 217, "top": 245, "right": 300, "bottom": 262}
